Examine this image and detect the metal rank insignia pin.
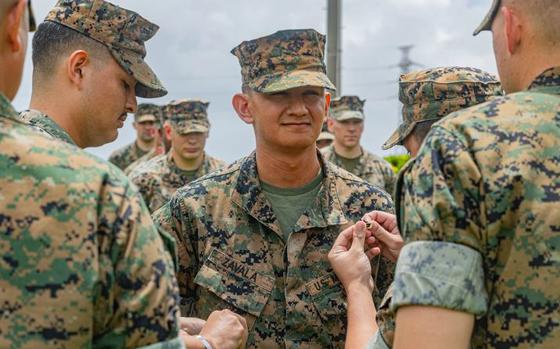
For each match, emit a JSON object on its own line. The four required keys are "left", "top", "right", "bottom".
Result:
{"left": 363, "top": 220, "right": 374, "bottom": 230}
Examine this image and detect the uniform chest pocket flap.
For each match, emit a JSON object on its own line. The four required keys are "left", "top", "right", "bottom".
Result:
{"left": 194, "top": 248, "right": 273, "bottom": 318}
{"left": 306, "top": 272, "right": 347, "bottom": 322}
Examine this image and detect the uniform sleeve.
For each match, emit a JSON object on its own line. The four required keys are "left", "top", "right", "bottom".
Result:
{"left": 95, "top": 178, "right": 182, "bottom": 349}
{"left": 392, "top": 126, "right": 488, "bottom": 315}
{"left": 152, "top": 193, "right": 199, "bottom": 316}
{"left": 365, "top": 331, "right": 391, "bottom": 349}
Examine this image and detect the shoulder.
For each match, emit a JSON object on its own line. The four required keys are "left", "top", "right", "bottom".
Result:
{"left": 175, "top": 156, "right": 244, "bottom": 200}
{"left": 327, "top": 161, "right": 394, "bottom": 212}
{"left": 206, "top": 154, "right": 227, "bottom": 169}
{"left": 109, "top": 142, "right": 135, "bottom": 159}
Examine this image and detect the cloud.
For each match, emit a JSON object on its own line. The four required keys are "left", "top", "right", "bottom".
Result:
{"left": 13, "top": 0, "right": 498, "bottom": 163}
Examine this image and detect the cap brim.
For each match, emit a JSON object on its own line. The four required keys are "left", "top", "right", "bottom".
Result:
{"left": 473, "top": 0, "right": 500, "bottom": 36}
{"left": 114, "top": 50, "right": 168, "bottom": 98}
{"left": 172, "top": 123, "right": 209, "bottom": 135}
{"left": 333, "top": 111, "right": 364, "bottom": 121}
{"left": 136, "top": 115, "right": 157, "bottom": 123}
{"left": 317, "top": 132, "right": 335, "bottom": 141}
{"left": 382, "top": 122, "right": 415, "bottom": 150}
{"left": 258, "top": 70, "right": 336, "bottom": 93}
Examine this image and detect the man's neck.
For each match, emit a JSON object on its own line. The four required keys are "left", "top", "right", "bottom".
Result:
{"left": 29, "top": 96, "right": 83, "bottom": 147}
{"left": 333, "top": 141, "right": 362, "bottom": 159}
{"left": 172, "top": 150, "right": 204, "bottom": 171}
{"left": 256, "top": 145, "right": 321, "bottom": 188}
{"left": 136, "top": 139, "right": 155, "bottom": 152}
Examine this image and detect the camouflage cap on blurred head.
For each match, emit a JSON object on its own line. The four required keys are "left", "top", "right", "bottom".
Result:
{"left": 44, "top": 0, "right": 167, "bottom": 98}
{"left": 231, "top": 29, "right": 336, "bottom": 93}
{"left": 134, "top": 103, "right": 161, "bottom": 124}
{"left": 473, "top": 0, "right": 501, "bottom": 35}
{"left": 165, "top": 99, "right": 210, "bottom": 134}
{"left": 317, "top": 131, "right": 334, "bottom": 142}
{"left": 382, "top": 66, "right": 503, "bottom": 150}
{"left": 329, "top": 95, "right": 365, "bottom": 121}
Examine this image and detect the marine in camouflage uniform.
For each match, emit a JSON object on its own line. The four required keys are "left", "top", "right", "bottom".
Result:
{"left": 130, "top": 99, "right": 226, "bottom": 213}
{"left": 153, "top": 29, "right": 395, "bottom": 348}
{"left": 390, "top": 2, "right": 560, "bottom": 346}
{"left": 364, "top": 66, "right": 503, "bottom": 349}
{"left": 322, "top": 96, "right": 396, "bottom": 194}
{"left": 18, "top": 0, "right": 166, "bottom": 147}
{"left": 108, "top": 104, "right": 161, "bottom": 170}
{"left": 0, "top": 2, "right": 182, "bottom": 348}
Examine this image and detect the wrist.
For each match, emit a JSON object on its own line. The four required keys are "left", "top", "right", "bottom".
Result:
{"left": 195, "top": 335, "right": 215, "bottom": 349}
{"left": 345, "top": 280, "right": 374, "bottom": 296}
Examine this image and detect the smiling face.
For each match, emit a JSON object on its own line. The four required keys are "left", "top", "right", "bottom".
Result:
{"left": 244, "top": 86, "right": 329, "bottom": 153}
{"left": 81, "top": 55, "right": 137, "bottom": 147}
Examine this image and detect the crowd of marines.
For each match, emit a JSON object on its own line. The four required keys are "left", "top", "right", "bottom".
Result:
{"left": 0, "top": 0, "right": 558, "bottom": 348}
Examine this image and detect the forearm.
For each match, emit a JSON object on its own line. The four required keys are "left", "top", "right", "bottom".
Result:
{"left": 345, "top": 284, "right": 378, "bottom": 349}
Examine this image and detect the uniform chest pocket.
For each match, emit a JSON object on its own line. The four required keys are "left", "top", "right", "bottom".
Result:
{"left": 306, "top": 273, "right": 348, "bottom": 346}
{"left": 193, "top": 248, "right": 273, "bottom": 328}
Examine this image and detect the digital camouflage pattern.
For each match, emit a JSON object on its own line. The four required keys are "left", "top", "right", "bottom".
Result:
{"left": 124, "top": 147, "right": 163, "bottom": 175}
{"left": 0, "top": 93, "right": 182, "bottom": 349}
{"left": 129, "top": 152, "right": 226, "bottom": 212}
{"left": 321, "top": 145, "right": 396, "bottom": 195}
{"left": 393, "top": 67, "right": 560, "bottom": 348}
{"left": 18, "top": 109, "right": 76, "bottom": 145}
{"left": 383, "top": 66, "right": 503, "bottom": 150}
{"left": 153, "top": 152, "right": 395, "bottom": 348}
{"left": 134, "top": 103, "right": 162, "bottom": 123}
{"left": 231, "top": 29, "right": 335, "bottom": 93}
{"left": 329, "top": 95, "right": 365, "bottom": 121}
{"left": 165, "top": 99, "right": 211, "bottom": 134}
{"left": 108, "top": 104, "right": 162, "bottom": 170}
{"left": 44, "top": 0, "right": 166, "bottom": 98}
{"left": 108, "top": 141, "right": 151, "bottom": 170}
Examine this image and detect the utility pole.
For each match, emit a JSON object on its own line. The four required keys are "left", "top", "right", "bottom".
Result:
{"left": 397, "top": 45, "right": 420, "bottom": 74}
{"left": 326, "top": 0, "right": 341, "bottom": 96}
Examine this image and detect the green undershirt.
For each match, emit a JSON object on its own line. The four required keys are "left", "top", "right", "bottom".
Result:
{"left": 182, "top": 169, "right": 199, "bottom": 183}
{"left": 262, "top": 171, "right": 324, "bottom": 241}
{"left": 334, "top": 152, "right": 361, "bottom": 173}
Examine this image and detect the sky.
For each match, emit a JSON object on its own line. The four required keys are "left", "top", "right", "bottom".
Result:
{"left": 13, "top": 0, "right": 497, "bottom": 163}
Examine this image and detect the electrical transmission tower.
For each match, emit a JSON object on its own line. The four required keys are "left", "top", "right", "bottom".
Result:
{"left": 397, "top": 45, "right": 422, "bottom": 74}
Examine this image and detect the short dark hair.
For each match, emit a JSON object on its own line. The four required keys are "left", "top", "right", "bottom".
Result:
{"left": 32, "top": 21, "right": 110, "bottom": 80}
{"left": 411, "top": 119, "right": 440, "bottom": 144}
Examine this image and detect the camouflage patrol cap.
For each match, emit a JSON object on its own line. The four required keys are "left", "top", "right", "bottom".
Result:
{"left": 165, "top": 99, "right": 210, "bottom": 134}
{"left": 231, "top": 29, "right": 336, "bottom": 93}
{"left": 317, "top": 131, "right": 335, "bottom": 142}
{"left": 382, "top": 66, "right": 503, "bottom": 150}
{"left": 473, "top": 0, "right": 500, "bottom": 35}
{"left": 44, "top": 0, "right": 167, "bottom": 98}
{"left": 329, "top": 95, "right": 365, "bottom": 121}
{"left": 134, "top": 103, "right": 161, "bottom": 124}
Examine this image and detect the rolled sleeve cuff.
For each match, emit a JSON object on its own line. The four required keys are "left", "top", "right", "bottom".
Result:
{"left": 136, "top": 337, "right": 186, "bottom": 349}
{"left": 366, "top": 330, "right": 391, "bottom": 349}
{"left": 391, "top": 241, "right": 488, "bottom": 315}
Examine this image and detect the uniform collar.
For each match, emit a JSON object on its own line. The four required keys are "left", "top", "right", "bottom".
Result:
{"left": 20, "top": 109, "right": 76, "bottom": 146}
{"left": 527, "top": 66, "right": 560, "bottom": 95}
{"left": 0, "top": 93, "right": 19, "bottom": 119}
{"left": 231, "top": 151, "right": 348, "bottom": 239}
